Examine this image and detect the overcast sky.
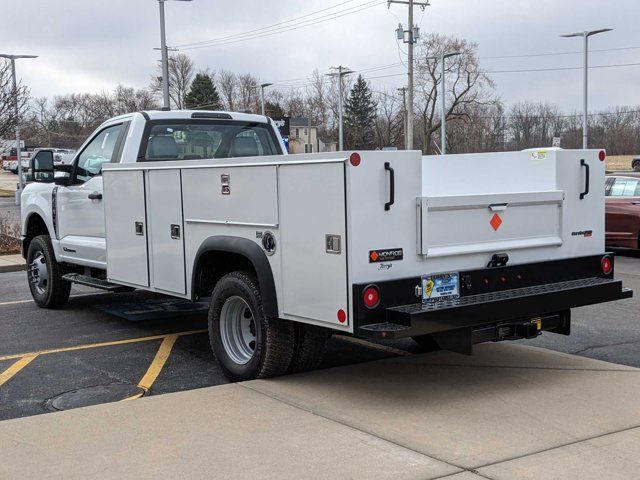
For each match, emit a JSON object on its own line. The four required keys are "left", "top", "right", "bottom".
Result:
{"left": 2, "top": 0, "right": 638, "bottom": 112}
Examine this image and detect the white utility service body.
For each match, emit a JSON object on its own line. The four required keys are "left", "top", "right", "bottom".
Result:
{"left": 20, "top": 110, "right": 631, "bottom": 379}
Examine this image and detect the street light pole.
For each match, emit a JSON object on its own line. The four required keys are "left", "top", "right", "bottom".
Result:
{"left": 440, "top": 52, "right": 461, "bottom": 155}
{"left": 157, "top": 0, "right": 192, "bottom": 110}
{"left": 0, "top": 53, "right": 37, "bottom": 205}
{"left": 561, "top": 28, "right": 612, "bottom": 149}
{"left": 328, "top": 66, "right": 353, "bottom": 151}
{"left": 260, "top": 83, "right": 273, "bottom": 116}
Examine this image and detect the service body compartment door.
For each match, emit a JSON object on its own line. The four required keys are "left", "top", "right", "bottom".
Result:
{"left": 279, "top": 162, "right": 348, "bottom": 326}
{"left": 104, "top": 170, "right": 149, "bottom": 287}
{"left": 419, "top": 190, "right": 564, "bottom": 257}
{"left": 148, "top": 169, "right": 186, "bottom": 294}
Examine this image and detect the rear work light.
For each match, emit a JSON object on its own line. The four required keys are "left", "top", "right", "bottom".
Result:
{"left": 362, "top": 285, "right": 380, "bottom": 309}
{"left": 601, "top": 256, "right": 613, "bottom": 275}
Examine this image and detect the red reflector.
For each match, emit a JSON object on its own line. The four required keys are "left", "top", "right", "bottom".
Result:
{"left": 601, "top": 256, "right": 612, "bottom": 275}
{"left": 599, "top": 150, "right": 606, "bottom": 162}
{"left": 349, "top": 152, "right": 361, "bottom": 167}
{"left": 337, "top": 309, "right": 347, "bottom": 323}
{"left": 362, "top": 285, "right": 380, "bottom": 309}
{"left": 490, "top": 213, "right": 503, "bottom": 231}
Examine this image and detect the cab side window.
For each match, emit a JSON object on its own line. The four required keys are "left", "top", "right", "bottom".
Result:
{"left": 75, "top": 124, "right": 123, "bottom": 182}
{"left": 609, "top": 177, "right": 640, "bottom": 197}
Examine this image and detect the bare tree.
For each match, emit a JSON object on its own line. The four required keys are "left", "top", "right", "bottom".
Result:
{"left": 0, "top": 60, "right": 29, "bottom": 139}
{"left": 151, "top": 53, "right": 195, "bottom": 109}
{"left": 414, "top": 33, "right": 495, "bottom": 154}
{"left": 374, "top": 90, "right": 403, "bottom": 149}
{"left": 218, "top": 69, "right": 236, "bottom": 111}
{"left": 236, "top": 73, "right": 260, "bottom": 113}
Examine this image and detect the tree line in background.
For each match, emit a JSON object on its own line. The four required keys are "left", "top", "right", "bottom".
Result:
{"left": 2, "top": 32, "right": 640, "bottom": 155}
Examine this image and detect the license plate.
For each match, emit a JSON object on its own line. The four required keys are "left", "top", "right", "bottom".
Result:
{"left": 422, "top": 272, "right": 459, "bottom": 304}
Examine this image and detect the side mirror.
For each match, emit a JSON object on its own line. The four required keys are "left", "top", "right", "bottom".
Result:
{"left": 30, "top": 150, "right": 55, "bottom": 183}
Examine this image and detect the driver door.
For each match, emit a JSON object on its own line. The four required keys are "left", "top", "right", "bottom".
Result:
{"left": 57, "top": 122, "right": 128, "bottom": 268}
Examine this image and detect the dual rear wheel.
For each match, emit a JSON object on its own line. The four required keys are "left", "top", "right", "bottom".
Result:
{"left": 208, "top": 271, "right": 328, "bottom": 382}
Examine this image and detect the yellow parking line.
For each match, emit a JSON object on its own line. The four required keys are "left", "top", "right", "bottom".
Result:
{"left": 123, "top": 334, "right": 179, "bottom": 400}
{"left": 333, "top": 335, "right": 412, "bottom": 357}
{"left": 0, "top": 354, "right": 38, "bottom": 387}
{"left": 0, "top": 292, "right": 109, "bottom": 307}
{"left": 0, "top": 329, "right": 207, "bottom": 362}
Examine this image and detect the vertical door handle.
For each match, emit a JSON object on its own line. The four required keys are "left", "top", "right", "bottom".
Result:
{"left": 170, "top": 224, "right": 181, "bottom": 239}
{"left": 384, "top": 162, "right": 395, "bottom": 211}
{"left": 135, "top": 222, "right": 144, "bottom": 235}
{"left": 580, "top": 159, "right": 590, "bottom": 200}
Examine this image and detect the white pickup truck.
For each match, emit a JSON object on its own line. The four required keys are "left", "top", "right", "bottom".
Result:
{"left": 21, "top": 110, "right": 632, "bottom": 381}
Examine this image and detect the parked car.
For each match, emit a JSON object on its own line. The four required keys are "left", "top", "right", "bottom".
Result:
{"left": 605, "top": 172, "right": 640, "bottom": 249}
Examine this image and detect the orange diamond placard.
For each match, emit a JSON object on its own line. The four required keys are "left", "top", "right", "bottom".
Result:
{"left": 490, "top": 213, "right": 503, "bottom": 231}
{"left": 369, "top": 251, "right": 379, "bottom": 262}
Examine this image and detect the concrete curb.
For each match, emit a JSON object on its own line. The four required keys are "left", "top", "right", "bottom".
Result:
{"left": 0, "top": 254, "right": 25, "bottom": 273}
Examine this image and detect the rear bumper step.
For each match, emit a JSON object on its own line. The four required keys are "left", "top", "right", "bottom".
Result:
{"left": 359, "top": 277, "right": 631, "bottom": 339}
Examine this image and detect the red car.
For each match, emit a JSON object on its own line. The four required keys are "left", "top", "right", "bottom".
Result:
{"left": 606, "top": 172, "right": 640, "bottom": 249}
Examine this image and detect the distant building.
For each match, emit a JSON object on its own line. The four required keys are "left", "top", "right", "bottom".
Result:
{"left": 288, "top": 117, "right": 337, "bottom": 154}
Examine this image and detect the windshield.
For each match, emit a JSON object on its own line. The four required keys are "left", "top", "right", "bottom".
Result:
{"left": 142, "top": 120, "right": 281, "bottom": 161}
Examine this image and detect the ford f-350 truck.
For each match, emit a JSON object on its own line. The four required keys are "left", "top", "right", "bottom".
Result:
{"left": 21, "top": 110, "right": 632, "bottom": 381}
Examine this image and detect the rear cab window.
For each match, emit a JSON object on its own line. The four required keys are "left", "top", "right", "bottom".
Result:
{"left": 140, "top": 120, "right": 282, "bottom": 162}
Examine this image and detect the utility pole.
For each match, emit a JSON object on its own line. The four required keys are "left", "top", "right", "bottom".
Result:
{"left": 328, "top": 66, "right": 353, "bottom": 151}
{"left": 397, "top": 87, "right": 407, "bottom": 149}
{"left": 440, "top": 52, "right": 461, "bottom": 155}
{"left": 0, "top": 53, "right": 37, "bottom": 205}
{"left": 157, "top": 0, "right": 193, "bottom": 110}
{"left": 561, "top": 28, "right": 612, "bottom": 149}
{"left": 389, "top": 0, "right": 429, "bottom": 150}
{"left": 260, "top": 83, "right": 273, "bottom": 116}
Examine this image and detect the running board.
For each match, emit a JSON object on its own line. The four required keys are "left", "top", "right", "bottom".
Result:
{"left": 62, "top": 273, "right": 134, "bottom": 293}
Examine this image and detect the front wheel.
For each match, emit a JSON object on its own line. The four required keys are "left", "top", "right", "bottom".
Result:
{"left": 26, "top": 235, "right": 71, "bottom": 308}
{"left": 208, "top": 271, "right": 294, "bottom": 382}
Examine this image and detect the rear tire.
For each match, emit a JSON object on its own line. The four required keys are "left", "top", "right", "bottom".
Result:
{"left": 288, "top": 323, "right": 329, "bottom": 374}
{"left": 208, "top": 271, "right": 294, "bottom": 382}
{"left": 411, "top": 334, "right": 441, "bottom": 352}
{"left": 26, "top": 235, "right": 71, "bottom": 308}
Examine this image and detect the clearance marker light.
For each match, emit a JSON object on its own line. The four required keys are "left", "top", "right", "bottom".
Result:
{"left": 349, "top": 152, "right": 361, "bottom": 166}
{"left": 601, "top": 256, "right": 612, "bottom": 275}
{"left": 599, "top": 150, "right": 606, "bottom": 162}
{"left": 337, "top": 309, "right": 347, "bottom": 323}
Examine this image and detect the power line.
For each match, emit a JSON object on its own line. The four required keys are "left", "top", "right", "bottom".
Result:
{"left": 175, "top": 0, "right": 359, "bottom": 47}
{"left": 481, "top": 45, "right": 640, "bottom": 60}
{"left": 176, "top": 1, "right": 385, "bottom": 50}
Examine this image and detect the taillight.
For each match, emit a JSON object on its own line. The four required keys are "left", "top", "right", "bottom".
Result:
{"left": 362, "top": 285, "right": 380, "bottom": 309}
{"left": 601, "top": 256, "right": 613, "bottom": 275}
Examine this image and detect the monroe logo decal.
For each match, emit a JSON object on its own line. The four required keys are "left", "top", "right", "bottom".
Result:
{"left": 369, "top": 248, "right": 403, "bottom": 263}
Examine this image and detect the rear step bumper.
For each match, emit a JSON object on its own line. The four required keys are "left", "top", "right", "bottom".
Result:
{"left": 358, "top": 277, "right": 632, "bottom": 341}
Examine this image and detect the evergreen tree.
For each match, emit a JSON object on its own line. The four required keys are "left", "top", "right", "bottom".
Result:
{"left": 265, "top": 101, "right": 285, "bottom": 118}
{"left": 344, "top": 75, "right": 377, "bottom": 149}
{"left": 185, "top": 73, "right": 221, "bottom": 110}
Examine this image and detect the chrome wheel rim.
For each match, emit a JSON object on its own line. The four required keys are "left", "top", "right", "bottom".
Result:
{"left": 219, "top": 296, "right": 257, "bottom": 365}
{"left": 28, "top": 251, "right": 49, "bottom": 295}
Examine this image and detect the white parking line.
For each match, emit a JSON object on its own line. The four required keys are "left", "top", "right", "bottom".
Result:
{"left": 0, "top": 291, "right": 109, "bottom": 307}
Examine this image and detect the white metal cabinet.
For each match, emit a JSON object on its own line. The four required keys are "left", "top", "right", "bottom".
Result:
{"left": 104, "top": 170, "right": 149, "bottom": 287}
{"left": 147, "top": 169, "right": 186, "bottom": 294}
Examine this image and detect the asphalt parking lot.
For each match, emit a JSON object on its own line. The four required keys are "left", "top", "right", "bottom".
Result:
{"left": 0, "top": 254, "right": 638, "bottom": 421}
